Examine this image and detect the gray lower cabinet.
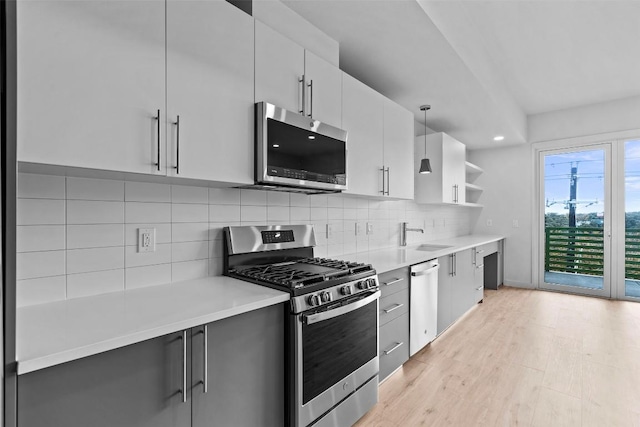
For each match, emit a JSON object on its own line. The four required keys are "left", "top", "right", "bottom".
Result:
{"left": 18, "top": 304, "right": 284, "bottom": 427}
{"left": 378, "top": 268, "right": 410, "bottom": 381}
{"left": 437, "top": 249, "right": 477, "bottom": 336}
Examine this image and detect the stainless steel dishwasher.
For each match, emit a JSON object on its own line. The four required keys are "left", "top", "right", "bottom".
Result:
{"left": 410, "top": 259, "right": 439, "bottom": 356}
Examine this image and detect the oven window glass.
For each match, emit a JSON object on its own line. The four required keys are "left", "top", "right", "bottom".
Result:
{"left": 302, "top": 298, "right": 377, "bottom": 404}
{"left": 267, "top": 118, "right": 346, "bottom": 181}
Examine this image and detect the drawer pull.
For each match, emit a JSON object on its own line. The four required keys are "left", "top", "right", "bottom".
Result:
{"left": 383, "top": 278, "right": 403, "bottom": 286}
{"left": 383, "top": 303, "right": 404, "bottom": 314}
{"left": 476, "top": 250, "right": 485, "bottom": 254}
{"left": 384, "top": 342, "right": 404, "bottom": 355}
{"left": 476, "top": 264, "right": 484, "bottom": 269}
{"left": 476, "top": 286, "right": 483, "bottom": 291}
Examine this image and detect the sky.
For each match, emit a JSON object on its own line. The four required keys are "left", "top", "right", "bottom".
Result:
{"left": 544, "top": 139, "right": 640, "bottom": 216}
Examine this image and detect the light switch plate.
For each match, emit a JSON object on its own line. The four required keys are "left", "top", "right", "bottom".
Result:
{"left": 366, "top": 223, "right": 373, "bottom": 235}
{"left": 138, "top": 228, "right": 156, "bottom": 253}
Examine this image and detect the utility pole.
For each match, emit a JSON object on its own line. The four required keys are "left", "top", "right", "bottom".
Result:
{"left": 567, "top": 164, "right": 578, "bottom": 272}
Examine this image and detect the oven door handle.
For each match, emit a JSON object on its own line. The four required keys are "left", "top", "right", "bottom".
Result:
{"left": 303, "top": 291, "right": 381, "bottom": 325}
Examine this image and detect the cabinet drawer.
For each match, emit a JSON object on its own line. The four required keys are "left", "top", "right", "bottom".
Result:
{"left": 379, "top": 288, "right": 409, "bottom": 326}
{"left": 379, "top": 313, "right": 409, "bottom": 381}
{"left": 475, "top": 241, "right": 498, "bottom": 259}
{"left": 378, "top": 268, "right": 409, "bottom": 298}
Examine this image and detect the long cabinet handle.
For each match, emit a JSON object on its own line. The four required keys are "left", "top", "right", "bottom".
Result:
{"left": 155, "top": 109, "right": 161, "bottom": 171}
{"left": 179, "top": 330, "right": 187, "bottom": 403}
{"left": 307, "top": 79, "right": 313, "bottom": 117}
{"left": 383, "top": 278, "right": 403, "bottom": 286}
{"left": 203, "top": 325, "right": 208, "bottom": 393}
{"left": 383, "top": 303, "right": 404, "bottom": 314}
{"left": 299, "top": 75, "right": 305, "bottom": 115}
{"left": 386, "top": 167, "right": 390, "bottom": 195}
{"left": 383, "top": 342, "right": 404, "bottom": 355}
{"left": 380, "top": 167, "right": 386, "bottom": 195}
{"left": 173, "top": 115, "right": 180, "bottom": 174}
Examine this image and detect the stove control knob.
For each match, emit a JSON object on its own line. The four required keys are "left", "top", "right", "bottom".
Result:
{"left": 356, "top": 281, "right": 366, "bottom": 290}
{"left": 307, "top": 294, "right": 321, "bottom": 306}
{"left": 340, "top": 285, "right": 352, "bottom": 296}
{"left": 320, "top": 291, "right": 332, "bottom": 303}
{"left": 367, "top": 278, "right": 377, "bottom": 288}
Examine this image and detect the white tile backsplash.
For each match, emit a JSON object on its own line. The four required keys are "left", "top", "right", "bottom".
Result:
{"left": 67, "top": 177, "right": 124, "bottom": 201}
{"left": 16, "top": 173, "right": 473, "bottom": 307}
{"left": 67, "top": 200, "right": 124, "bottom": 224}
{"left": 17, "top": 199, "right": 65, "bottom": 225}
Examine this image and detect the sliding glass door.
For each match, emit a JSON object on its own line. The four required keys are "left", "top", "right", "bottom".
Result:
{"left": 539, "top": 144, "right": 611, "bottom": 297}
{"left": 624, "top": 139, "right": 640, "bottom": 299}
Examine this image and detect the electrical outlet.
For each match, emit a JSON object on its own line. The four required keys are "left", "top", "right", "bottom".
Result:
{"left": 366, "top": 222, "right": 373, "bottom": 235}
{"left": 355, "top": 223, "right": 361, "bottom": 236}
{"left": 486, "top": 219, "right": 493, "bottom": 227}
{"left": 326, "top": 223, "right": 332, "bottom": 238}
{"left": 512, "top": 219, "right": 519, "bottom": 228}
{"left": 138, "top": 228, "right": 156, "bottom": 253}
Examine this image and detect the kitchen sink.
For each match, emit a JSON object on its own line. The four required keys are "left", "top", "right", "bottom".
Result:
{"left": 415, "top": 244, "right": 453, "bottom": 252}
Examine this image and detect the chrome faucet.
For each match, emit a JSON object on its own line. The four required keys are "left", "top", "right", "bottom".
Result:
{"left": 400, "top": 222, "right": 424, "bottom": 246}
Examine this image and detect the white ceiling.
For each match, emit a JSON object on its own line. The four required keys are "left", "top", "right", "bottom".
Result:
{"left": 282, "top": 0, "right": 640, "bottom": 149}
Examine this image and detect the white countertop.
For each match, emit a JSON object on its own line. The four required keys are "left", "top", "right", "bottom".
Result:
{"left": 339, "top": 234, "right": 505, "bottom": 273}
{"left": 17, "top": 276, "right": 289, "bottom": 375}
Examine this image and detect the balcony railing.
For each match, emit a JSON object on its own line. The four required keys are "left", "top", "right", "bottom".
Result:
{"left": 545, "top": 227, "right": 640, "bottom": 280}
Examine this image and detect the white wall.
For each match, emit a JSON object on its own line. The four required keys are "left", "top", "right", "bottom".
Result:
{"left": 468, "top": 145, "right": 533, "bottom": 288}
{"left": 529, "top": 95, "right": 640, "bottom": 144}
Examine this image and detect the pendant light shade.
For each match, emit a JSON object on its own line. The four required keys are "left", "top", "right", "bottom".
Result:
{"left": 419, "top": 158, "right": 432, "bottom": 174}
{"left": 419, "top": 104, "right": 432, "bottom": 174}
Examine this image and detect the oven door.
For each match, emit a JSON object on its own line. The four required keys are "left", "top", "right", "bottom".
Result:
{"left": 293, "top": 290, "right": 380, "bottom": 427}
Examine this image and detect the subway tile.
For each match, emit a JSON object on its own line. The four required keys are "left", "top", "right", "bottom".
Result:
{"left": 310, "top": 194, "right": 328, "bottom": 207}
{"left": 290, "top": 207, "right": 310, "bottom": 222}
{"left": 327, "top": 244, "right": 344, "bottom": 257}
{"left": 67, "top": 247, "right": 124, "bottom": 274}
{"left": 328, "top": 208, "right": 344, "bottom": 220}
{"left": 267, "top": 191, "right": 289, "bottom": 206}
{"left": 209, "top": 188, "right": 241, "bottom": 205}
{"left": 240, "top": 205, "right": 266, "bottom": 222}
{"left": 209, "top": 223, "right": 239, "bottom": 241}
{"left": 172, "top": 222, "right": 209, "bottom": 243}
{"left": 125, "top": 224, "right": 171, "bottom": 246}
{"left": 209, "top": 204, "right": 241, "bottom": 222}
{"left": 67, "top": 269, "right": 124, "bottom": 299}
{"left": 17, "top": 276, "right": 66, "bottom": 307}
{"left": 342, "top": 197, "right": 359, "bottom": 209}
{"left": 125, "top": 243, "right": 171, "bottom": 268}
{"left": 343, "top": 241, "right": 357, "bottom": 255}
{"left": 172, "top": 241, "right": 208, "bottom": 263}
{"left": 240, "top": 189, "right": 267, "bottom": 205}
{"left": 267, "top": 206, "right": 289, "bottom": 222}
{"left": 17, "top": 199, "right": 65, "bottom": 225}
{"left": 290, "top": 193, "right": 310, "bottom": 207}
{"left": 67, "top": 224, "right": 124, "bottom": 249}
{"left": 125, "top": 181, "right": 171, "bottom": 202}
{"left": 172, "top": 259, "right": 208, "bottom": 283}
{"left": 67, "top": 177, "right": 124, "bottom": 201}
{"left": 172, "top": 203, "right": 208, "bottom": 223}
{"left": 125, "top": 202, "right": 171, "bottom": 224}
{"left": 327, "top": 195, "right": 344, "bottom": 208}
{"left": 17, "top": 225, "right": 65, "bottom": 252}
{"left": 172, "top": 185, "right": 208, "bottom": 204}
{"left": 344, "top": 208, "right": 357, "bottom": 220}
{"left": 17, "top": 251, "right": 65, "bottom": 280}
{"left": 209, "top": 258, "right": 223, "bottom": 276}
{"left": 357, "top": 208, "right": 369, "bottom": 221}
{"left": 310, "top": 207, "right": 328, "bottom": 221}
{"left": 18, "top": 173, "right": 65, "bottom": 199}
{"left": 209, "top": 239, "right": 224, "bottom": 259}
{"left": 67, "top": 200, "right": 124, "bottom": 224}
{"left": 126, "top": 264, "right": 172, "bottom": 290}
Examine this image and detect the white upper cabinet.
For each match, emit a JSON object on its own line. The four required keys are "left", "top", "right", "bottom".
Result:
{"left": 383, "top": 99, "right": 414, "bottom": 200}
{"left": 342, "top": 74, "right": 414, "bottom": 199}
{"left": 17, "top": 0, "right": 166, "bottom": 175}
{"left": 166, "top": 0, "right": 254, "bottom": 184}
{"left": 303, "top": 50, "right": 342, "bottom": 128}
{"left": 342, "top": 73, "right": 384, "bottom": 197}
{"left": 255, "top": 21, "right": 342, "bottom": 128}
{"left": 255, "top": 21, "right": 305, "bottom": 115}
{"left": 415, "top": 132, "right": 466, "bottom": 204}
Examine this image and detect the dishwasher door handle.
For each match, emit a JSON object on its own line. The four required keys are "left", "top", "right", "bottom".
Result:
{"left": 411, "top": 264, "right": 439, "bottom": 277}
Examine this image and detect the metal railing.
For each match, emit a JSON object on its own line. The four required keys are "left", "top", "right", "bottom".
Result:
{"left": 545, "top": 227, "right": 640, "bottom": 280}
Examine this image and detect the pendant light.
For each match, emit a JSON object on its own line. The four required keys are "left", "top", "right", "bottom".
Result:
{"left": 419, "top": 104, "right": 432, "bottom": 174}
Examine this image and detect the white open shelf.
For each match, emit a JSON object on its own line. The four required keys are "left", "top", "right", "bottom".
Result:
{"left": 465, "top": 161, "right": 484, "bottom": 175}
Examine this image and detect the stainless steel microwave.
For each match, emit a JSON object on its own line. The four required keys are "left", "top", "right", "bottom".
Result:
{"left": 255, "top": 102, "right": 348, "bottom": 193}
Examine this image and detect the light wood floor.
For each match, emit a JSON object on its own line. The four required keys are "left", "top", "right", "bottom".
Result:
{"left": 355, "top": 287, "right": 640, "bottom": 427}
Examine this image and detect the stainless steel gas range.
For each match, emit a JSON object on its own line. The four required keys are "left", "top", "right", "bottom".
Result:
{"left": 224, "top": 224, "right": 379, "bottom": 427}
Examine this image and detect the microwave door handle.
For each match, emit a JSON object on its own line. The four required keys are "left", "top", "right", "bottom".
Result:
{"left": 303, "top": 291, "right": 380, "bottom": 325}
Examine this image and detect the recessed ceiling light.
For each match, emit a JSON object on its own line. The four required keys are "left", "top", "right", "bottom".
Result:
{"left": 493, "top": 135, "right": 504, "bottom": 141}
{"left": 308, "top": 135, "right": 316, "bottom": 140}
{"left": 272, "top": 144, "right": 280, "bottom": 148}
